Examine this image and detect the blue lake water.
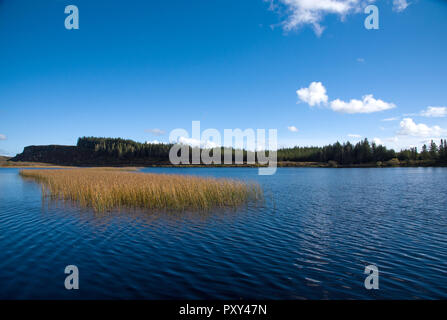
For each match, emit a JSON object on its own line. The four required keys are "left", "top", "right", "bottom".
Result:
{"left": 0, "top": 167, "right": 446, "bottom": 299}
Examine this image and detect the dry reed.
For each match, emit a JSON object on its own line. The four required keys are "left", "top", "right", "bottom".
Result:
{"left": 19, "top": 168, "right": 262, "bottom": 212}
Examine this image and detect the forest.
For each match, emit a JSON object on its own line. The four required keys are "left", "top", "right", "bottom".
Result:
{"left": 76, "top": 137, "right": 447, "bottom": 166}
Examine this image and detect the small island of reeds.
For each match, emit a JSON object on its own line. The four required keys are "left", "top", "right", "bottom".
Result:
{"left": 19, "top": 168, "right": 262, "bottom": 212}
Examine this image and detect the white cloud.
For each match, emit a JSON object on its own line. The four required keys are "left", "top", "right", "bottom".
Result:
{"left": 146, "top": 140, "right": 162, "bottom": 144}
{"left": 372, "top": 137, "right": 382, "bottom": 145}
{"left": 393, "top": 0, "right": 409, "bottom": 12}
{"left": 348, "top": 134, "right": 361, "bottom": 138}
{"left": 297, "top": 81, "right": 328, "bottom": 106}
{"left": 0, "top": 134, "right": 6, "bottom": 141}
{"left": 298, "top": 82, "right": 396, "bottom": 114}
{"left": 398, "top": 118, "right": 444, "bottom": 137}
{"left": 420, "top": 106, "right": 447, "bottom": 118}
{"left": 356, "top": 57, "right": 365, "bottom": 63}
{"left": 269, "top": 0, "right": 411, "bottom": 35}
{"left": 275, "top": 0, "right": 363, "bottom": 36}
{"left": 330, "top": 94, "right": 396, "bottom": 114}
{"left": 288, "top": 125, "right": 299, "bottom": 132}
{"left": 177, "top": 136, "right": 220, "bottom": 149}
{"left": 385, "top": 136, "right": 399, "bottom": 143}
{"left": 382, "top": 117, "right": 399, "bottom": 121}
{"left": 368, "top": 134, "right": 447, "bottom": 151}
{"left": 145, "top": 128, "right": 166, "bottom": 136}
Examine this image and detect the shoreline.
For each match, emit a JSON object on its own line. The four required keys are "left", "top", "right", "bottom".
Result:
{"left": 2, "top": 160, "right": 447, "bottom": 169}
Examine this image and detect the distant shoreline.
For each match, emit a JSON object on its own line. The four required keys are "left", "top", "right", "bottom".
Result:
{"left": 4, "top": 136, "right": 447, "bottom": 168}
{"left": 2, "top": 158, "right": 446, "bottom": 169}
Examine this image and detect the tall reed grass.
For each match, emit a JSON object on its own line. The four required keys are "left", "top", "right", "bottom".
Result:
{"left": 20, "top": 168, "right": 262, "bottom": 212}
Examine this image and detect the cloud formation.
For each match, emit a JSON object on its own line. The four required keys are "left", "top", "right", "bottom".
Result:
{"left": 270, "top": 0, "right": 410, "bottom": 35}
{"left": 146, "top": 140, "right": 162, "bottom": 144}
{"left": 177, "top": 136, "right": 220, "bottom": 149}
{"left": 348, "top": 134, "right": 361, "bottom": 138}
{"left": 398, "top": 118, "right": 444, "bottom": 137}
{"left": 296, "top": 81, "right": 328, "bottom": 106}
{"left": 288, "top": 126, "right": 299, "bottom": 132}
{"left": 330, "top": 94, "right": 396, "bottom": 114}
{"left": 275, "top": 0, "right": 362, "bottom": 36}
{"left": 0, "top": 134, "right": 6, "bottom": 140}
{"left": 420, "top": 106, "right": 447, "bottom": 118}
{"left": 297, "top": 82, "right": 396, "bottom": 114}
{"left": 382, "top": 117, "right": 399, "bottom": 121}
{"left": 393, "top": 0, "right": 409, "bottom": 12}
{"left": 145, "top": 128, "right": 166, "bottom": 136}
{"left": 372, "top": 137, "right": 382, "bottom": 145}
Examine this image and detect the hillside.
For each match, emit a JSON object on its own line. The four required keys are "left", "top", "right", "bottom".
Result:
{"left": 10, "top": 144, "right": 170, "bottom": 166}
{"left": 0, "top": 156, "right": 11, "bottom": 163}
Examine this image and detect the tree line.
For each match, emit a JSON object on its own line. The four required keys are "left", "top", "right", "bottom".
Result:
{"left": 78, "top": 137, "right": 172, "bottom": 160}
{"left": 77, "top": 137, "right": 447, "bottom": 165}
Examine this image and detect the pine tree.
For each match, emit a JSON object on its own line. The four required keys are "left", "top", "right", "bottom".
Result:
{"left": 440, "top": 139, "right": 447, "bottom": 161}
{"left": 429, "top": 140, "right": 438, "bottom": 160}
{"left": 421, "top": 144, "right": 429, "bottom": 160}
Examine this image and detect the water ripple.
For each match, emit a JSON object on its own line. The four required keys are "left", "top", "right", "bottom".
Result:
{"left": 0, "top": 167, "right": 446, "bottom": 299}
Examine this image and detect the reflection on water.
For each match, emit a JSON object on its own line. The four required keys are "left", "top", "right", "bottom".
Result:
{"left": 0, "top": 167, "right": 446, "bottom": 299}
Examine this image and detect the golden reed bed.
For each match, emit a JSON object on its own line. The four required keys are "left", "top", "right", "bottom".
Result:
{"left": 19, "top": 168, "right": 262, "bottom": 212}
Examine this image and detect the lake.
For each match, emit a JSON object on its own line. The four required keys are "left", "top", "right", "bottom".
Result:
{"left": 0, "top": 167, "right": 446, "bottom": 299}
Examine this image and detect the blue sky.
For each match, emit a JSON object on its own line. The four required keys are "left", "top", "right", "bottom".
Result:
{"left": 1, "top": 0, "right": 446, "bottom": 155}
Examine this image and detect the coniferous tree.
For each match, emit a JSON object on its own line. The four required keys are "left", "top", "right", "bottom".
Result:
{"left": 421, "top": 144, "right": 430, "bottom": 160}
{"left": 74, "top": 136, "right": 447, "bottom": 165}
{"left": 429, "top": 140, "right": 438, "bottom": 160}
